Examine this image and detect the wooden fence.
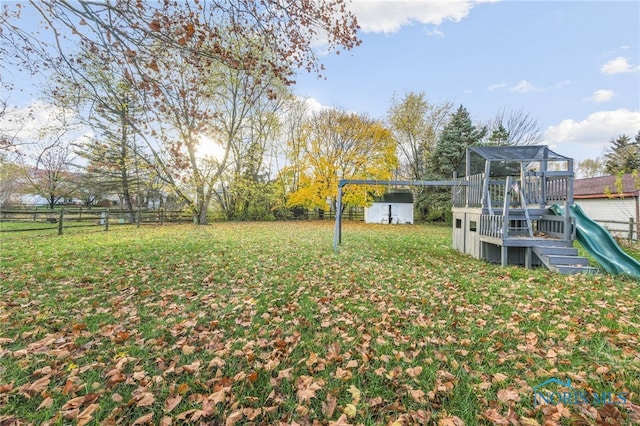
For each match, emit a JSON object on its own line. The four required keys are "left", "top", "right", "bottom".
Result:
{"left": 594, "top": 217, "right": 638, "bottom": 241}
{"left": 0, "top": 208, "right": 193, "bottom": 235}
{"left": 0, "top": 206, "right": 365, "bottom": 235}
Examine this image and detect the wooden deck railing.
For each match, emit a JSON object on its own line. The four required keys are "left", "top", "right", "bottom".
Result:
{"left": 480, "top": 214, "right": 572, "bottom": 240}
{"left": 480, "top": 214, "right": 504, "bottom": 238}
{"left": 545, "top": 175, "right": 570, "bottom": 202}
{"left": 537, "top": 215, "right": 570, "bottom": 239}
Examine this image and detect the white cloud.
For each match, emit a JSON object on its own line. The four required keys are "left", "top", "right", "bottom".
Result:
{"left": 1, "top": 101, "right": 92, "bottom": 159}
{"left": 544, "top": 109, "right": 640, "bottom": 146}
{"left": 501, "top": 79, "right": 570, "bottom": 93}
{"left": 510, "top": 80, "right": 535, "bottom": 93}
{"left": 487, "top": 82, "right": 507, "bottom": 91}
{"left": 0, "top": 101, "right": 71, "bottom": 141}
{"left": 583, "top": 89, "right": 615, "bottom": 103}
{"left": 600, "top": 57, "right": 640, "bottom": 74}
{"left": 348, "top": 0, "right": 476, "bottom": 34}
{"left": 304, "top": 97, "right": 330, "bottom": 113}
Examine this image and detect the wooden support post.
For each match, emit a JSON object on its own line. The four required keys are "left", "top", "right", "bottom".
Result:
{"left": 502, "top": 176, "right": 512, "bottom": 239}
{"left": 58, "top": 209, "right": 64, "bottom": 235}
{"left": 105, "top": 209, "right": 109, "bottom": 231}
{"left": 525, "top": 247, "right": 532, "bottom": 269}
{"left": 501, "top": 246, "right": 508, "bottom": 266}
{"left": 333, "top": 185, "right": 344, "bottom": 251}
{"left": 137, "top": 208, "right": 141, "bottom": 228}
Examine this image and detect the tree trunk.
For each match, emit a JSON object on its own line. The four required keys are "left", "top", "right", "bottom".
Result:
{"left": 120, "top": 119, "right": 135, "bottom": 223}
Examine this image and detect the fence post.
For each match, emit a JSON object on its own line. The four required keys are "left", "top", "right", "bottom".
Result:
{"left": 58, "top": 209, "right": 64, "bottom": 235}
{"left": 105, "top": 209, "right": 109, "bottom": 231}
{"left": 160, "top": 208, "right": 164, "bottom": 226}
{"left": 630, "top": 217, "right": 634, "bottom": 242}
{"left": 137, "top": 208, "right": 141, "bottom": 228}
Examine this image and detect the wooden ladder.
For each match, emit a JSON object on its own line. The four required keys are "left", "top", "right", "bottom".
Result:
{"left": 504, "top": 176, "right": 533, "bottom": 238}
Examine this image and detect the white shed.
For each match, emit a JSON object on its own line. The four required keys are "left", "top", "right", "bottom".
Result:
{"left": 365, "top": 191, "right": 414, "bottom": 224}
{"left": 574, "top": 173, "right": 639, "bottom": 240}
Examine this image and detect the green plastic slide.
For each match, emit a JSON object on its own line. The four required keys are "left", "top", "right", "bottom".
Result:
{"left": 550, "top": 204, "right": 640, "bottom": 279}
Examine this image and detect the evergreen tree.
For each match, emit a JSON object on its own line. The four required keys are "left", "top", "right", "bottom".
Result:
{"left": 425, "top": 105, "right": 486, "bottom": 221}
{"left": 487, "top": 124, "right": 510, "bottom": 146}
{"left": 604, "top": 132, "right": 640, "bottom": 175}
{"left": 430, "top": 105, "right": 487, "bottom": 178}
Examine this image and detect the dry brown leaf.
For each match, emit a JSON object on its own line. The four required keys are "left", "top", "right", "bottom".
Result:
{"left": 347, "top": 385, "right": 361, "bottom": 404}
{"left": 328, "top": 414, "right": 353, "bottom": 426}
{"left": 164, "top": 394, "right": 182, "bottom": 412}
{"left": 131, "top": 412, "right": 154, "bottom": 425}
{"left": 209, "top": 388, "right": 227, "bottom": 405}
{"left": 482, "top": 408, "right": 509, "bottom": 425}
{"left": 497, "top": 388, "right": 521, "bottom": 403}
{"left": 492, "top": 373, "right": 509, "bottom": 383}
{"left": 27, "top": 376, "right": 50, "bottom": 394}
{"left": 322, "top": 394, "right": 338, "bottom": 417}
{"left": 296, "top": 375, "right": 323, "bottom": 404}
{"left": 182, "top": 360, "right": 200, "bottom": 374}
{"left": 408, "top": 388, "right": 427, "bottom": 403}
{"left": 406, "top": 366, "right": 423, "bottom": 378}
{"left": 37, "top": 396, "right": 54, "bottom": 410}
{"left": 518, "top": 416, "right": 541, "bottom": 425}
{"left": 225, "top": 409, "right": 244, "bottom": 426}
{"left": 438, "top": 415, "right": 465, "bottom": 426}
{"left": 61, "top": 396, "right": 86, "bottom": 411}
{"left": 77, "top": 403, "right": 99, "bottom": 426}
{"left": 136, "top": 392, "right": 155, "bottom": 407}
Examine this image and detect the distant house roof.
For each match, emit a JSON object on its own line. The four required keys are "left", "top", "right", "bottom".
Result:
{"left": 574, "top": 173, "right": 640, "bottom": 199}
{"left": 373, "top": 191, "right": 414, "bottom": 204}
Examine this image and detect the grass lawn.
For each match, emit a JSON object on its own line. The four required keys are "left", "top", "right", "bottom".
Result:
{"left": 1, "top": 222, "right": 639, "bottom": 425}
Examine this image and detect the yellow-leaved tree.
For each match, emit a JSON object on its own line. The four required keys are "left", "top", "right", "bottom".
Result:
{"left": 287, "top": 109, "right": 398, "bottom": 211}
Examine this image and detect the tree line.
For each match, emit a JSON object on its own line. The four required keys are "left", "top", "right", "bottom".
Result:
{"left": 1, "top": 2, "right": 637, "bottom": 223}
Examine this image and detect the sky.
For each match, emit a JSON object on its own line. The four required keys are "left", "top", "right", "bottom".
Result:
{"left": 2, "top": 0, "right": 639, "bottom": 169}
{"left": 294, "top": 0, "right": 640, "bottom": 165}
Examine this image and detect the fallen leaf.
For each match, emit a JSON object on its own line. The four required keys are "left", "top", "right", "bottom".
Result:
{"left": 343, "top": 403, "right": 357, "bottom": 418}
{"left": 322, "top": 394, "right": 338, "bottom": 417}
{"left": 406, "top": 366, "right": 423, "bottom": 378}
{"left": 497, "top": 388, "right": 520, "bottom": 403}
{"left": 27, "top": 376, "right": 51, "bottom": 394}
{"left": 329, "top": 414, "right": 353, "bottom": 426}
{"left": 225, "top": 409, "right": 244, "bottom": 426}
{"left": 483, "top": 408, "right": 509, "bottom": 425}
{"left": 37, "top": 396, "right": 54, "bottom": 410}
{"left": 296, "top": 375, "right": 323, "bottom": 404}
{"left": 136, "top": 392, "right": 155, "bottom": 407}
{"left": 347, "top": 385, "right": 361, "bottom": 404}
{"left": 438, "top": 415, "right": 465, "bottom": 425}
{"left": 77, "top": 403, "right": 99, "bottom": 426}
{"left": 132, "top": 412, "right": 154, "bottom": 425}
{"left": 164, "top": 394, "right": 182, "bottom": 412}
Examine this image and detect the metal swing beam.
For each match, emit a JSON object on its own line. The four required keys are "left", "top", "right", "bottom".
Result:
{"left": 333, "top": 179, "right": 467, "bottom": 251}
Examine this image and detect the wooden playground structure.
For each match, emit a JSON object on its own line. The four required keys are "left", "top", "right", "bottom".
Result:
{"left": 334, "top": 145, "right": 599, "bottom": 274}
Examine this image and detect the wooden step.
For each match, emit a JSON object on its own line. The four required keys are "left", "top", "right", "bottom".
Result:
{"left": 532, "top": 245, "right": 599, "bottom": 275}
{"left": 534, "top": 246, "right": 578, "bottom": 256}
{"left": 545, "top": 255, "right": 590, "bottom": 265}
{"left": 550, "top": 264, "right": 600, "bottom": 275}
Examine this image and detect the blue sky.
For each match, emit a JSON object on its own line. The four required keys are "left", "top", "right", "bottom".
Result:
{"left": 294, "top": 0, "right": 640, "bottom": 164}
{"left": 2, "top": 1, "right": 639, "bottom": 167}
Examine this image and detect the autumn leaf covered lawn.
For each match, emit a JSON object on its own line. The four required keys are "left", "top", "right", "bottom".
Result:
{"left": 1, "top": 222, "right": 639, "bottom": 425}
